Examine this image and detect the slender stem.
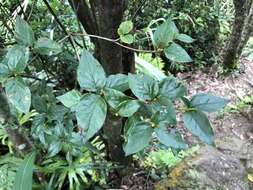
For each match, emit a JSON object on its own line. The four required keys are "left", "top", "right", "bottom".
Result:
{"left": 42, "top": 0, "right": 80, "bottom": 61}
{"left": 71, "top": 32, "right": 162, "bottom": 53}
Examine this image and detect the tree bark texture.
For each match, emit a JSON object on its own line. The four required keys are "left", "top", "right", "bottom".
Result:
{"left": 223, "top": 0, "right": 253, "bottom": 69}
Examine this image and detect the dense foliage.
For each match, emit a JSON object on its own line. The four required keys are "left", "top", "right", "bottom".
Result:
{"left": 1, "top": 0, "right": 252, "bottom": 189}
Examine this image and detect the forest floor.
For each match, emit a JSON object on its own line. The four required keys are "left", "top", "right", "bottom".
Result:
{"left": 178, "top": 57, "right": 253, "bottom": 145}
{"left": 119, "top": 58, "right": 253, "bottom": 190}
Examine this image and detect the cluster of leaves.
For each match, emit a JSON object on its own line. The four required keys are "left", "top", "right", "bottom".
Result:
{"left": 128, "top": 0, "right": 221, "bottom": 70}
{"left": 171, "top": 0, "right": 220, "bottom": 66}
{"left": 58, "top": 49, "right": 228, "bottom": 155}
{"left": 152, "top": 19, "right": 193, "bottom": 63}
{"left": 0, "top": 155, "right": 22, "bottom": 190}
{"left": 0, "top": 16, "right": 228, "bottom": 189}
{"left": 141, "top": 145, "right": 200, "bottom": 178}
{"left": 0, "top": 17, "right": 61, "bottom": 114}
{"left": 118, "top": 21, "right": 135, "bottom": 44}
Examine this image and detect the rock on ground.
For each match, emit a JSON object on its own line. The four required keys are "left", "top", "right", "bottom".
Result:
{"left": 155, "top": 145, "right": 250, "bottom": 190}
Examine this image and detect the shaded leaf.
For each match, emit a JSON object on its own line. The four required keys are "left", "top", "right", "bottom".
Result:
{"left": 32, "top": 95, "right": 47, "bottom": 113}
{"left": 0, "top": 63, "right": 9, "bottom": 82}
{"left": 13, "top": 152, "right": 36, "bottom": 190}
{"left": 118, "top": 21, "right": 133, "bottom": 35}
{"left": 124, "top": 122, "right": 153, "bottom": 155}
{"left": 75, "top": 94, "right": 107, "bottom": 142}
{"left": 149, "top": 96, "right": 176, "bottom": 125}
{"left": 5, "top": 78, "right": 31, "bottom": 113}
{"left": 4, "top": 45, "right": 29, "bottom": 73}
{"left": 14, "top": 16, "right": 34, "bottom": 46}
{"left": 128, "top": 73, "right": 159, "bottom": 101}
{"left": 57, "top": 90, "right": 82, "bottom": 108}
{"left": 120, "top": 34, "right": 134, "bottom": 44}
{"left": 117, "top": 100, "right": 140, "bottom": 117}
{"left": 123, "top": 115, "right": 140, "bottom": 137}
{"left": 165, "top": 43, "right": 192, "bottom": 63}
{"left": 153, "top": 20, "right": 178, "bottom": 48}
{"left": 181, "top": 96, "right": 191, "bottom": 107}
{"left": 104, "top": 88, "right": 128, "bottom": 109}
{"left": 155, "top": 123, "right": 187, "bottom": 149}
{"left": 176, "top": 34, "right": 194, "bottom": 43}
{"left": 159, "top": 76, "right": 186, "bottom": 100}
{"left": 190, "top": 93, "right": 229, "bottom": 112}
{"left": 183, "top": 110, "right": 214, "bottom": 145}
{"left": 77, "top": 51, "right": 106, "bottom": 92}
{"left": 48, "top": 141, "right": 62, "bottom": 157}
{"left": 106, "top": 74, "right": 129, "bottom": 91}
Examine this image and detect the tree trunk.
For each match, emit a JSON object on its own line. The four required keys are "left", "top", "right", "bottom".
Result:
{"left": 69, "top": 0, "right": 134, "bottom": 166}
{"left": 223, "top": 0, "right": 253, "bottom": 70}
{"left": 238, "top": 3, "right": 253, "bottom": 56}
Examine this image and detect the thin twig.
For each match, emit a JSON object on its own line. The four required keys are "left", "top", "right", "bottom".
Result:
{"left": 42, "top": 0, "right": 80, "bottom": 61}
{"left": 71, "top": 33, "right": 162, "bottom": 53}
{"left": 27, "top": 0, "right": 36, "bottom": 21}
{"left": 20, "top": 74, "right": 54, "bottom": 83}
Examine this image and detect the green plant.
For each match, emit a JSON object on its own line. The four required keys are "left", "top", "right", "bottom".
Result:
{"left": 171, "top": 0, "right": 220, "bottom": 67}
{"left": 0, "top": 155, "right": 22, "bottom": 190}
{"left": 222, "top": 95, "right": 253, "bottom": 114}
{"left": 143, "top": 145, "right": 200, "bottom": 169}
{"left": 55, "top": 50, "right": 228, "bottom": 156}
{"left": 139, "top": 145, "right": 200, "bottom": 179}
{"left": 0, "top": 16, "right": 229, "bottom": 189}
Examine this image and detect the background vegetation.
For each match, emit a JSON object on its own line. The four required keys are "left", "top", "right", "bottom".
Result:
{"left": 0, "top": 0, "right": 252, "bottom": 189}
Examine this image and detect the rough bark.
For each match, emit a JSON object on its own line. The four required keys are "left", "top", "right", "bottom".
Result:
{"left": 223, "top": 0, "right": 253, "bottom": 70}
{"left": 238, "top": 2, "right": 253, "bottom": 56}
{"left": 69, "top": 0, "right": 135, "bottom": 165}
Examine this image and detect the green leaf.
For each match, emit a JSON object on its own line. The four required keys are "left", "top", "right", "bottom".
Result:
{"left": 118, "top": 21, "right": 133, "bottom": 35}
{"left": 149, "top": 96, "right": 176, "bottom": 125}
{"left": 153, "top": 20, "right": 178, "bottom": 48}
{"left": 183, "top": 110, "right": 214, "bottom": 145}
{"left": 77, "top": 51, "right": 106, "bottom": 92}
{"left": 123, "top": 115, "right": 140, "bottom": 137}
{"left": 5, "top": 78, "right": 31, "bottom": 113}
{"left": 176, "top": 34, "right": 194, "bottom": 43}
{"left": 4, "top": 45, "right": 29, "bottom": 73}
{"left": 13, "top": 152, "right": 36, "bottom": 190}
{"left": 120, "top": 34, "right": 134, "bottom": 44}
{"left": 0, "top": 63, "right": 9, "bottom": 82}
{"left": 117, "top": 100, "right": 140, "bottom": 117}
{"left": 159, "top": 76, "right": 186, "bottom": 100}
{"left": 165, "top": 43, "right": 192, "bottom": 63}
{"left": 34, "top": 38, "right": 62, "bottom": 55}
{"left": 32, "top": 95, "right": 47, "bottom": 113}
{"left": 14, "top": 16, "right": 34, "bottom": 46}
{"left": 106, "top": 74, "right": 129, "bottom": 91}
{"left": 128, "top": 73, "right": 159, "bottom": 101}
{"left": 104, "top": 88, "right": 128, "bottom": 109}
{"left": 75, "top": 94, "right": 107, "bottom": 142}
{"left": 104, "top": 88, "right": 139, "bottom": 116}
{"left": 135, "top": 55, "right": 167, "bottom": 81}
{"left": 155, "top": 123, "right": 187, "bottom": 149}
{"left": 57, "top": 90, "right": 82, "bottom": 108}
{"left": 48, "top": 141, "right": 62, "bottom": 157}
{"left": 190, "top": 93, "right": 228, "bottom": 112}
{"left": 181, "top": 96, "right": 191, "bottom": 107}
{"left": 124, "top": 122, "right": 153, "bottom": 155}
